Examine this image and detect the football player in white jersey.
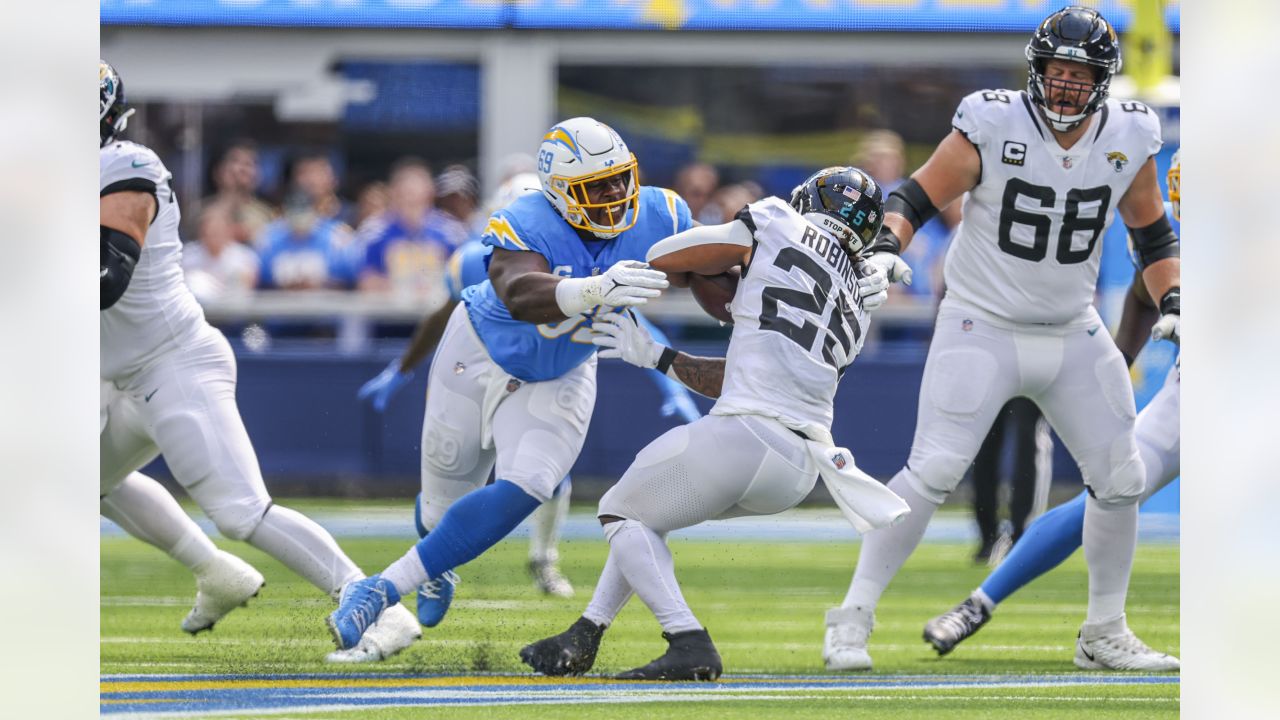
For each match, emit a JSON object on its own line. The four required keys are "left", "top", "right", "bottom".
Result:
{"left": 824, "top": 7, "right": 1180, "bottom": 672}
{"left": 920, "top": 149, "right": 1183, "bottom": 658}
{"left": 519, "top": 167, "right": 907, "bottom": 681}
{"left": 98, "top": 61, "right": 419, "bottom": 662}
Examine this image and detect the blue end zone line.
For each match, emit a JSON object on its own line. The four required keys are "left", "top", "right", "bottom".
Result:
{"left": 101, "top": 675, "right": 1179, "bottom": 716}
{"left": 102, "top": 672, "right": 1179, "bottom": 686}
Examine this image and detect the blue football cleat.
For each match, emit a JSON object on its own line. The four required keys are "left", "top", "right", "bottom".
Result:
{"left": 416, "top": 570, "right": 460, "bottom": 628}
{"left": 327, "top": 575, "right": 400, "bottom": 651}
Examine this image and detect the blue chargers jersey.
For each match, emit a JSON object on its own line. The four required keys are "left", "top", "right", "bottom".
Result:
{"left": 463, "top": 186, "right": 693, "bottom": 382}
{"left": 444, "top": 241, "right": 492, "bottom": 302}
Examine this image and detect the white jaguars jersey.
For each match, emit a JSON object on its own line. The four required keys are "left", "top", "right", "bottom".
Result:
{"left": 944, "top": 90, "right": 1162, "bottom": 325}
{"left": 101, "top": 140, "right": 207, "bottom": 380}
{"left": 711, "top": 196, "right": 871, "bottom": 443}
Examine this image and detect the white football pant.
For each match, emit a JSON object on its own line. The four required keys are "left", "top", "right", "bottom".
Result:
{"left": 416, "top": 305, "right": 597, "bottom": 531}
{"left": 599, "top": 413, "right": 819, "bottom": 532}
{"left": 902, "top": 301, "right": 1145, "bottom": 506}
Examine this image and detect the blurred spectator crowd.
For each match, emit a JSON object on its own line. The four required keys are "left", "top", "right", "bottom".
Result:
{"left": 180, "top": 132, "right": 956, "bottom": 307}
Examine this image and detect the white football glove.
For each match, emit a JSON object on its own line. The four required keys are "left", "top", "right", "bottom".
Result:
{"left": 854, "top": 260, "right": 889, "bottom": 312}
{"left": 1151, "top": 314, "right": 1180, "bottom": 345}
{"left": 590, "top": 311, "right": 663, "bottom": 368}
{"left": 1151, "top": 288, "right": 1180, "bottom": 345}
{"left": 865, "top": 252, "right": 913, "bottom": 286}
{"left": 555, "top": 260, "right": 669, "bottom": 317}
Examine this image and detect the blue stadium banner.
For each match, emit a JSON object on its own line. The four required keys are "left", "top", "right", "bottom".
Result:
{"left": 102, "top": 1, "right": 1180, "bottom": 33}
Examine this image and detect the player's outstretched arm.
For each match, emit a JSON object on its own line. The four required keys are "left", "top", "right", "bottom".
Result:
{"left": 590, "top": 311, "right": 726, "bottom": 398}
{"left": 490, "top": 248, "right": 668, "bottom": 324}
{"left": 646, "top": 220, "right": 754, "bottom": 283}
{"left": 489, "top": 247, "right": 569, "bottom": 323}
{"left": 100, "top": 190, "right": 156, "bottom": 310}
{"left": 1119, "top": 157, "right": 1181, "bottom": 344}
{"left": 875, "top": 131, "right": 978, "bottom": 253}
{"left": 865, "top": 131, "right": 979, "bottom": 285}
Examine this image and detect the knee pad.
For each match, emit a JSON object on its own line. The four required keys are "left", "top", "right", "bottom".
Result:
{"left": 208, "top": 500, "right": 271, "bottom": 541}
{"left": 1083, "top": 440, "right": 1146, "bottom": 506}
{"left": 597, "top": 487, "right": 630, "bottom": 527}
{"left": 905, "top": 448, "right": 972, "bottom": 504}
{"left": 601, "top": 516, "right": 630, "bottom": 543}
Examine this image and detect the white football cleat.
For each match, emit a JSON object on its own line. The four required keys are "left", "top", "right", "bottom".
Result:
{"left": 1074, "top": 615, "right": 1180, "bottom": 671}
{"left": 182, "top": 551, "right": 265, "bottom": 634}
{"left": 823, "top": 605, "right": 874, "bottom": 671}
{"left": 529, "top": 558, "right": 575, "bottom": 598}
{"left": 326, "top": 602, "right": 421, "bottom": 664}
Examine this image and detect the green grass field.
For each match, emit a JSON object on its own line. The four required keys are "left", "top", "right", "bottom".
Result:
{"left": 101, "top": 507, "right": 1179, "bottom": 718}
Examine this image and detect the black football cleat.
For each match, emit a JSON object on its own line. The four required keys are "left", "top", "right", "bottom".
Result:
{"left": 923, "top": 596, "right": 992, "bottom": 656}
{"left": 616, "top": 628, "right": 722, "bottom": 682}
{"left": 519, "top": 616, "right": 605, "bottom": 676}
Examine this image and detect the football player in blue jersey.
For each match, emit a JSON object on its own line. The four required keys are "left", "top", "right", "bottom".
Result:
{"left": 922, "top": 149, "right": 1182, "bottom": 659}
{"left": 328, "top": 118, "right": 696, "bottom": 650}
{"left": 357, "top": 177, "right": 703, "bottom": 609}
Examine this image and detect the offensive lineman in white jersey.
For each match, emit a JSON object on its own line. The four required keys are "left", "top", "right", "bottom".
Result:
{"left": 98, "top": 61, "right": 419, "bottom": 662}
{"left": 824, "top": 7, "right": 1181, "bottom": 672}
{"left": 520, "top": 167, "right": 907, "bottom": 681}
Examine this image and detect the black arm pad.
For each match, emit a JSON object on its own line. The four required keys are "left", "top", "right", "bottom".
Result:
{"left": 1159, "top": 287, "right": 1180, "bottom": 316}
{"left": 884, "top": 177, "right": 940, "bottom": 233}
{"left": 101, "top": 225, "right": 141, "bottom": 310}
{"left": 1127, "top": 214, "right": 1179, "bottom": 269}
{"left": 866, "top": 224, "right": 903, "bottom": 256}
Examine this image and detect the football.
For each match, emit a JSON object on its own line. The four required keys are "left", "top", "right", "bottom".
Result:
{"left": 688, "top": 268, "right": 740, "bottom": 324}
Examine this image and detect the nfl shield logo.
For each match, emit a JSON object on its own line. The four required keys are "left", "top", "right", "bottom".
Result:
{"left": 962, "top": 319, "right": 974, "bottom": 332}
{"left": 833, "top": 453, "right": 847, "bottom": 470}
{"left": 1061, "top": 156, "right": 1074, "bottom": 169}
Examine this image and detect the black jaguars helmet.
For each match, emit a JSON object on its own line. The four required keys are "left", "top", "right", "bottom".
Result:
{"left": 100, "top": 60, "right": 135, "bottom": 147}
{"left": 790, "top": 166, "right": 883, "bottom": 257}
{"left": 1025, "top": 6, "right": 1122, "bottom": 132}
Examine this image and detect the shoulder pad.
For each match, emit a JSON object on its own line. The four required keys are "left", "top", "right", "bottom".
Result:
{"left": 1106, "top": 98, "right": 1163, "bottom": 158}
{"left": 100, "top": 141, "right": 169, "bottom": 194}
{"left": 738, "top": 196, "right": 791, "bottom": 237}
{"left": 952, "top": 89, "right": 1019, "bottom": 147}
{"left": 649, "top": 186, "right": 693, "bottom": 235}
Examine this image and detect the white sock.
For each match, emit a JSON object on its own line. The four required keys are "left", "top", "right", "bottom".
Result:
{"left": 843, "top": 471, "right": 940, "bottom": 610}
{"left": 101, "top": 472, "right": 217, "bottom": 571}
{"left": 245, "top": 505, "right": 363, "bottom": 597}
{"left": 606, "top": 520, "right": 701, "bottom": 634}
{"left": 972, "top": 588, "right": 996, "bottom": 613}
{"left": 583, "top": 550, "right": 633, "bottom": 627}
{"left": 381, "top": 546, "right": 430, "bottom": 597}
{"left": 529, "top": 487, "right": 569, "bottom": 564}
{"left": 1083, "top": 496, "right": 1138, "bottom": 624}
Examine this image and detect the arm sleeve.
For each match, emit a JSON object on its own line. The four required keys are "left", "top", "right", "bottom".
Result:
{"left": 645, "top": 218, "right": 754, "bottom": 263}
